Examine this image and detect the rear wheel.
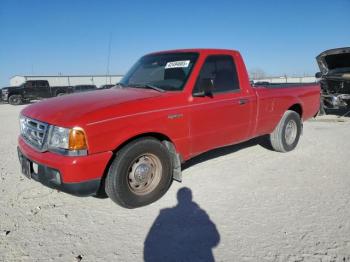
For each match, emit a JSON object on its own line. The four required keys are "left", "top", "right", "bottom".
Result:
{"left": 269, "top": 110, "right": 302, "bottom": 152}
{"left": 56, "top": 92, "right": 65, "bottom": 96}
{"left": 105, "top": 138, "right": 173, "bottom": 208}
{"left": 8, "top": 95, "right": 22, "bottom": 105}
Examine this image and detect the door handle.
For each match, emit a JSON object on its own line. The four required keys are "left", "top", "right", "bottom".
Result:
{"left": 238, "top": 98, "right": 249, "bottom": 105}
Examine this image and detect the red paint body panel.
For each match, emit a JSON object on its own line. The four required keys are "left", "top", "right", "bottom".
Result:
{"left": 18, "top": 137, "right": 112, "bottom": 183}
{"left": 19, "top": 49, "right": 320, "bottom": 184}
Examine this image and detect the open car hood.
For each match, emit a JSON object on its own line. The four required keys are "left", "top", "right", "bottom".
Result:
{"left": 316, "top": 47, "right": 350, "bottom": 76}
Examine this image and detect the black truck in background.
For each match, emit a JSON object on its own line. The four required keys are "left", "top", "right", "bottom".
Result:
{"left": 1, "top": 80, "right": 72, "bottom": 105}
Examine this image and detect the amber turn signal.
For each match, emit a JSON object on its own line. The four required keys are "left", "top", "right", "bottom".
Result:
{"left": 69, "top": 128, "right": 88, "bottom": 151}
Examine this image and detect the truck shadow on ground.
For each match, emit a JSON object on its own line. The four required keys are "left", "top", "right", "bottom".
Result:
{"left": 144, "top": 187, "right": 220, "bottom": 262}
{"left": 182, "top": 135, "right": 272, "bottom": 171}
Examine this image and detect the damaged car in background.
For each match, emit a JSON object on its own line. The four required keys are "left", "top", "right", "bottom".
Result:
{"left": 316, "top": 47, "right": 350, "bottom": 114}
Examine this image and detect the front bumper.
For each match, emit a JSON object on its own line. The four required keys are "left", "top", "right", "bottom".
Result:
{"left": 18, "top": 136, "right": 113, "bottom": 196}
{"left": 2, "top": 93, "right": 8, "bottom": 101}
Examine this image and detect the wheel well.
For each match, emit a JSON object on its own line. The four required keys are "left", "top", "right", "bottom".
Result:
{"left": 113, "top": 132, "right": 172, "bottom": 153}
{"left": 9, "top": 92, "right": 21, "bottom": 96}
{"left": 288, "top": 104, "right": 303, "bottom": 118}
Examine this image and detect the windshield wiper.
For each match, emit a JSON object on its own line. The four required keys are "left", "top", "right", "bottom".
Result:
{"left": 130, "top": 84, "right": 165, "bottom": 93}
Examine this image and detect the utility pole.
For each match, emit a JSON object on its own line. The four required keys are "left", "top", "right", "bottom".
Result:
{"left": 106, "top": 33, "right": 112, "bottom": 85}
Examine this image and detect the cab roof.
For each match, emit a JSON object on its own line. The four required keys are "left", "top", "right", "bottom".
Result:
{"left": 147, "top": 48, "right": 240, "bottom": 56}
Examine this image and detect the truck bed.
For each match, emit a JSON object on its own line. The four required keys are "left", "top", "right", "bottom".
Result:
{"left": 254, "top": 82, "right": 318, "bottom": 89}
{"left": 253, "top": 83, "right": 320, "bottom": 136}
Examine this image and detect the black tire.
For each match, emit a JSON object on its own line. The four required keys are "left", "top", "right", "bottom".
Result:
{"left": 269, "top": 110, "right": 302, "bottom": 153}
{"left": 105, "top": 137, "right": 173, "bottom": 208}
{"left": 8, "top": 95, "right": 22, "bottom": 105}
{"left": 56, "top": 92, "right": 65, "bottom": 96}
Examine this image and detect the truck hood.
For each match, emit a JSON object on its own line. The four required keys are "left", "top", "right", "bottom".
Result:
{"left": 316, "top": 47, "right": 350, "bottom": 77}
{"left": 2, "top": 86, "right": 21, "bottom": 91}
{"left": 21, "top": 88, "right": 163, "bottom": 127}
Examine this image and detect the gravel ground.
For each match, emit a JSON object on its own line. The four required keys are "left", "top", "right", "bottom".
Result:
{"left": 1, "top": 103, "right": 350, "bottom": 262}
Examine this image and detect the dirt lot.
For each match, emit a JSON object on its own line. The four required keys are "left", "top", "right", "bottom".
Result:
{"left": 1, "top": 103, "right": 350, "bottom": 262}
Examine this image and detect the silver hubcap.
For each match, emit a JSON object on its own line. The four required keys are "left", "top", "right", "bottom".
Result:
{"left": 128, "top": 153, "right": 162, "bottom": 195}
{"left": 11, "top": 97, "right": 19, "bottom": 103}
{"left": 285, "top": 120, "right": 297, "bottom": 145}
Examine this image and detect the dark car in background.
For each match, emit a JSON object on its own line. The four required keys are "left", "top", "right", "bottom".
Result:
{"left": 1, "top": 81, "right": 101, "bottom": 105}
{"left": 1, "top": 80, "right": 71, "bottom": 105}
{"left": 98, "top": 84, "right": 115, "bottom": 89}
{"left": 316, "top": 47, "right": 350, "bottom": 113}
{"left": 71, "top": 85, "right": 97, "bottom": 93}
{"left": 0, "top": 87, "right": 7, "bottom": 103}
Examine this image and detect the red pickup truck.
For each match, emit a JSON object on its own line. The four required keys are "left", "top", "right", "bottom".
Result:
{"left": 18, "top": 49, "right": 320, "bottom": 208}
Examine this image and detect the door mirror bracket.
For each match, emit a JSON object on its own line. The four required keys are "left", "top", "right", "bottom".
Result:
{"left": 193, "top": 78, "right": 214, "bottom": 97}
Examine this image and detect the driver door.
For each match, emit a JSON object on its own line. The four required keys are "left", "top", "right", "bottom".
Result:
{"left": 24, "top": 81, "right": 36, "bottom": 99}
{"left": 189, "top": 55, "right": 253, "bottom": 156}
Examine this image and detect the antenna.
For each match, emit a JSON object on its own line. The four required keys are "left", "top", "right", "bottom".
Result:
{"left": 106, "top": 33, "right": 112, "bottom": 85}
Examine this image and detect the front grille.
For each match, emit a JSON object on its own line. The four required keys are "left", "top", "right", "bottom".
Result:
{"left": 20, "top": 116, "right": 49, "bottom": 151}
{"left": 1, "top": 94, "right": 8, "bottom": 101}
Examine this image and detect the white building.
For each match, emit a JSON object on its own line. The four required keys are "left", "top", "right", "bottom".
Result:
{"left": 10, "top": 74, "right": 317, "bottom": 87}
{"left": 10, "top": 75, "right": 123, "bottom": 87}
{"left": 252, "top": 76, "right": 316, "bottom": 84}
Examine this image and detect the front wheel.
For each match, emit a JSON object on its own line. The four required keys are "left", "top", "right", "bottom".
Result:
{"left": 8, "top": 95, "right": 22, "bottom": 105}
{"left": 269, "top": 110, "right": 302, "bottom": 152}
{"left": 105, "top": 138, "right": 173, "bottom": 208}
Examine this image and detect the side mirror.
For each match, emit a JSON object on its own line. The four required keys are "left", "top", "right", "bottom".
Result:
{"left": 315, "top": 72, "right": 322, "bottom": 78}
{"left": 193, "top": 78, "right": 214, "bottom": 97}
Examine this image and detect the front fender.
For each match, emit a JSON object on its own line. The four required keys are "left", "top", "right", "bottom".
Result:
{"left": 85, "top": 110, "right": 191, "bottom": 159}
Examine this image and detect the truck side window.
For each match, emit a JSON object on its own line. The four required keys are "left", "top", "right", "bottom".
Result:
{"left": 26, "top": 81, "right": 33, "bottom": 88}
{"left": 194, "top": 55, "right": 239, "bottom": 94}
{"left": 38, "top": 81, "right": 46, "bottom": 88}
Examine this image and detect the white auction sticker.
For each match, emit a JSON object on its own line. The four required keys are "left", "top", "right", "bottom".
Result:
{"left": 165, "top": 60, "right": 190, "bottom": 69}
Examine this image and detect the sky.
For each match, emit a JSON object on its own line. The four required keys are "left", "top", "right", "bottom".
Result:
{"left": 0, "top": 0, "right": 349, "bottom": 86}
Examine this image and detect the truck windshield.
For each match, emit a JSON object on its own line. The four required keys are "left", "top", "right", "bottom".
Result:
{"left": 119, "top": 52, "right": 199, "bottom": 91}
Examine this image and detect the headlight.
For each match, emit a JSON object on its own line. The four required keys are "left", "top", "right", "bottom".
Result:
{"left": 19, "top": 115, "right": 25, "bottom": 134}
{"left": 48, "top": 126, "right": 88, "bottom": 155}
{"left": 49, "top": 126, "right": 70, "bottom": 149}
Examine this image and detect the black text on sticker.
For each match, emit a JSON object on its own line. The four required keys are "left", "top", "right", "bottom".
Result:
{"left": 165, "top": 60, "right": 190, "bottom": 69}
